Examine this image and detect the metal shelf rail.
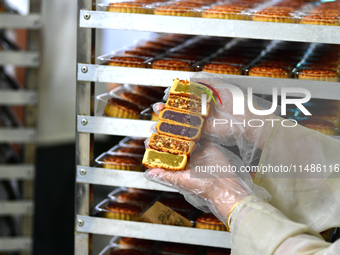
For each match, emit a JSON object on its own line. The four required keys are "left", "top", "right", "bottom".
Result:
{"left": 0, "top": 1, "right": 41, "bottom": 254}
{"left": 76, "top": 216, "right": 230, "bottom": 248}
{"left": 0, "top": 14, "right": 41, "bottom": 29}
{"left": 76, "top": 1, "right": 340, "bottom": 254}
{"left": 0, "top": 128, "right": 36, "bottom": 143}
{"left": 79, "top": 11, "right": 340, "bottom": 45}
{"left": 0, "top": 164, "right": 35, "bottom": 180}
{"left": 0, "top": 51, "right": 40, "bottom": 66}
{"left": 77, "top": 64, "right": 340, "bottom": 100}
{"left": 0, "top": 90, "right": 38, "bottom": 105}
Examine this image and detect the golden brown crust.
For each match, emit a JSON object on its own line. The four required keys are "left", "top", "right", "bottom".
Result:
{"left": 196, "top": 213, "right": 227, "bottom": 231}
{"left": 108, "top": 56, "right": 147, "bottom": 68}
{"left": 298, "top": 69, "right": 338, "bottom": 81}
{"left": 154, "top": 5, "right": 200, "bottom": 17}
{"left": 301, "top": 14, "right": 340, "bottom": 26}
{"left": 107, "top": 2, "right": 153, "bottom": 14}
{"left": 249, "top": 66, "right": 289, "bottom": 78}
{"left": 104, "top": 98, "right": 141, "bottom": 119}
{"left": 152, "top": 59, "right": 192, "bottom": 71}
{"left": 202, "top": 4, "right": 251, "bottom": 20}
{"left": 120, "top": 92, "right": 153, "bottom": 109}
{"left": 196, "top": 213, "right": 224, "bottom": 224}
{"left": 253, "top": 8, "right": 297, "bottom": 23}
{"left": 106, "top": 98, "right": 141, "bottom": 114}
{"left": 106, "top": 202, "right": 142, "bottom": 214}
{"left": 103, "top": 155, "right": 141, "bottom": 165}
{"left": 202, "top": 63, "right": 242, "bottom": 74}
{"left": 108, "top": 2, "right": 145, "bottom": 8}
{"left": 170, "top": 1, "right": 204, "bottom": 8}
{"left": 299, "top": 69, "right": 338, "bottom": 76}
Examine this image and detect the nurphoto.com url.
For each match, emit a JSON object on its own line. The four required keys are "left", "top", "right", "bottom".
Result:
{"left": 193, "top": 164, "right": 340, "bottom": 174}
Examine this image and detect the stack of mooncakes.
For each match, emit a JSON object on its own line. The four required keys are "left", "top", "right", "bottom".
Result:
{"left": 142, "top": 78, "right": 213, "bottom": 171}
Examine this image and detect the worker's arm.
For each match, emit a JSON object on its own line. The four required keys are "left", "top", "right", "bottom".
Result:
{"left": 229, "top": 195, "right": 337, "bottom": 255}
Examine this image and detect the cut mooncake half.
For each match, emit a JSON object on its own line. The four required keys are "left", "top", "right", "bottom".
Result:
{"left": 170, "top": 78, "right": 213, "bottom": 103}
{"left": 165, "top": 95, "right": 210, "bottom": 117}
{"left": 148, "top": 133, "right": 196, "bottom": 156}
{"left": 142, "top": 148, "right": 187, "bottom": 171}
{"left": 156, "top": 121, "right": 201, "bottom": 142}
{"left": 159, "top": 109, "right": 204, "bottom": 129}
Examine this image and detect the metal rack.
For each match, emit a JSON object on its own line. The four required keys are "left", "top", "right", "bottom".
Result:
{"left": 0, "top": 0, "right": 41, "bottom": 254}
{"left": 76, "top": 1, "right": 340, "bottom": 254}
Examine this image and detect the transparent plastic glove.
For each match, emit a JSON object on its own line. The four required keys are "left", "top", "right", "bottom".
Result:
{"left": 192, "top": 72, "right": 281, "bottom": 165}
{"left": 145, "top": 141, "right": 271, "bottom": 224}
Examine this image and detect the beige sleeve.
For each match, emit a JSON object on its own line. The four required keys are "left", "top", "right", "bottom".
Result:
{"left": 230, "top": 196, "right": 339, "bottom": 255}
{"left": 254, "top": 118, "right": 340, "bottom": 232}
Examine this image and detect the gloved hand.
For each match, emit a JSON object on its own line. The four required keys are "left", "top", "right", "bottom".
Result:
{"left": 154, "top": 72, "right": 280, "bottom": 165}
{"left": 145, "top": 141, "right": 271, "bottom": 226}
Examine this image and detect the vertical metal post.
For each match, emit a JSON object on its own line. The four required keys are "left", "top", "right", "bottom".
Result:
{"left": 21, "top": 1, "right": 41, "bottom": 254}
{"left": 76, "top": 0, "right": 96, "bottom": 254}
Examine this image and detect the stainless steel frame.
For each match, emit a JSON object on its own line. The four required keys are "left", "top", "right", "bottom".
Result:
{"left": 0, "top": 1, "right": 41, "bottom": 254}
{"left": 76, "top": 0, "right": 95, "bottom": 254}
{"left": 76, "top": 1, "right": 340, "bottom": 254}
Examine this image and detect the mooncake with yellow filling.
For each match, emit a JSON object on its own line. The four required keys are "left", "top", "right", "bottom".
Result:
{"left": 142, "top": 148, "right": 187, "bottom": 171}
